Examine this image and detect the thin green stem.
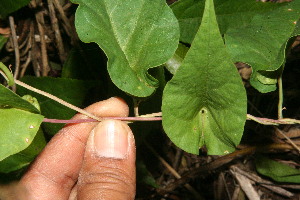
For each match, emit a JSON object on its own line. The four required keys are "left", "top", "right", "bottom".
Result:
{"left": 278, "top": 73, "right": 283, "bottom": 119}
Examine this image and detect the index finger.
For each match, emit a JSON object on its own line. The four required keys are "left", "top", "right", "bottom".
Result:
{"left": 18, "top": 97, "right": 129, "bottom": 200}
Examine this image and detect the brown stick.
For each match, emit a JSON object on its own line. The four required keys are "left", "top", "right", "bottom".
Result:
{"left": 31, "top": 0, "right": 50, "bottom": 76}
{"left": 47, "top": 0, "right": 66, "bottom": 63}
{"left": 20, "top": 51, "right": 32, "bottom": 78}
{"left": 8, "top": 16, "right": 20, "bottom": 83}
{"left": 158, "top": 143, "right": 299, "bottom": 195}
{"left": 52, "top": 0, "right": 75, "bottom": 43}
{"left": 29, "top": 21, "right": 41, "bottom": 77}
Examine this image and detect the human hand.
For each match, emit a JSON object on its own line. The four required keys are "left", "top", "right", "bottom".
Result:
{"left": 2, "top": 97, "right": 136, "bottom": 200}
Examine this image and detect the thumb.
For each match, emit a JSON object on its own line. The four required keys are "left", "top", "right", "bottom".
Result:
{"left": 77, "top": 120, "right": 136, "bottom": 200}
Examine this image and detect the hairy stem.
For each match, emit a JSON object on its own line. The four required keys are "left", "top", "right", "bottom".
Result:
{"left": 43, "top": 116, "right": 162, "bottom": 123}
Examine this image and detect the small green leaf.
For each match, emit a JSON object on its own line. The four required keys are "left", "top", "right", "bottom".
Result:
{"left": 71, "top": 0, "right": 179, "bottom": 97}
{"left": 0, "top": 36, "right": 8, "bottom": 50}
{"left": 0, "top": 0, "right": 31, "bottom": 18}
{"left": 22, "top": 95, "right": 41, "bottom": 112}
{"left": 255, "top": 155, "right": 300, "bottom": 184}
{"left": 162, "top": 0, "right": 247, "bottom": 155}
{"left": 0, "top": 108, "right": 44, "bottom": 161}
{"left": 0, "top": 128, "right": 46, "bottom": 173}
{"left": 0, "top": 84, "right": 39, "bottom": 113}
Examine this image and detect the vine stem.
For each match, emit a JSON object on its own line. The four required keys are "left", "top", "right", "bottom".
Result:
{"left": 1, "top": 66, "right": 300, "bottom": 125}
{"left": 278, "top": 73, "right": 283, "bottom": 119}
{"left": 43, "top": 116, "right": 162, "bottom": 123}
{"left": 246, "top": 114, "right": 300, "bottom": 125}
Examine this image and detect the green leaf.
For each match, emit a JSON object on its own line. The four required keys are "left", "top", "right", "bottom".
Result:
{"left": 17, "top": 76, "right": 101, "bottom": 135}
{"left": 0, "top": 35, "right": 8, "bottom": 50}
{"left": 172, "top": 0, "right": 300, "bottom": 92}
{"left": 171, "top": 0, "right": 205, "bottom": 44}
{"left": 255, "top": 155, "right": 300, "bottom": 184}
{"left": 0, "top": 84, "right": 40, "bottom": 113}
{"left": 0, "top": 108, "right": 44, "bottom": 161}
{"left": 0, "top": 128, "right": 46, "bottom": 173}
{"left": 0, "top": 0, "right": 31, "bottom": 18}
{"left": 292, "top": 20, "right": 300, "bottom": 36}
{"left": 22, "top": 95, "right": 41, "bottom": 112}
{"left": 172, "top": 0, "right": 288, "bottom": 44}
{"left": 71, "top": 0, "right": 179, "bottom": 97}
{"left": 162, "top": 0, "right": 247, "bottom": 155}
{"left": 225, "top": 0, "right": 300, "bottom": 92}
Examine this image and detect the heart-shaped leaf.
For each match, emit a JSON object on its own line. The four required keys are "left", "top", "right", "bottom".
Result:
{"left": 225, "top": 0, "right": 300, "bottom": 92}
{"left": 162, "top": 0, "right": 247, "bottom": 155}
{"left": 171, "top": 0, "right": 286, "bottom": 44}
{"left": 171, "top": 0, "right": 300, "bottom": 93}
{"left": 71, "top": 0, "right": 179, "bottom": 97}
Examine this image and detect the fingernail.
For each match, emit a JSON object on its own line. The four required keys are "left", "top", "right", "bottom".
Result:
{"left": 93, "top": 120, "right": 129, "bottom": 159}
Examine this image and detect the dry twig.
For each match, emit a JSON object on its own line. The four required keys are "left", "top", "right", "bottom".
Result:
{"left": 8, "top": 16, "right": 20, "bottom": 83}
{"left": 230, "top": 166, "right": 260, "bottom": 200}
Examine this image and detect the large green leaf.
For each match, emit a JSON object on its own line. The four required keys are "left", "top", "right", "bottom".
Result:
{"left": 0, "top": 0, "right": 31, "bottom": 18}
{"left": 0, "top": 108, "right": 44, "bottom": 161}
{"left": 162, "top": 0, "right": 247, "bottom": 155}
{"left": 71, "top": 0, "right": 179, "bottom": 97}
{"left": 0, "top": 84, "right": 40, "bottom": 113}
{"left": 172, "top": 0, "right": 300, "bottom": 93}
{"left": 225, "top": 0, "right": 300, "bottom": 92}
{"left": 0, "top": 85, "right": 45, "bottom": 171}
{"left": 17, "top": 76, "right": 101, "bottom": 135}
{"left": 0, "top": 128, "right": 46, "bottom": 173}
{"left": 171, "top": 0, "right": 283, "bottom": 44}
{"left": 255, "top": 155, "right": 300, "bottom": 184}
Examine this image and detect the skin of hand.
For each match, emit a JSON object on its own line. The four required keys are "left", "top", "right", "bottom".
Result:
{"left": 0, "top": 97, "right": 136, "bottom": 200}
